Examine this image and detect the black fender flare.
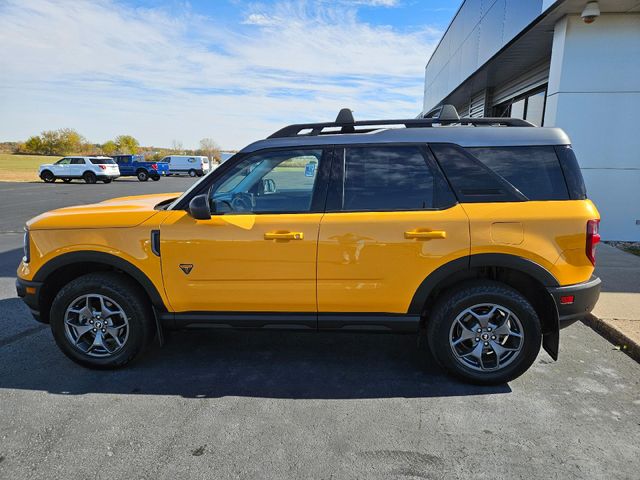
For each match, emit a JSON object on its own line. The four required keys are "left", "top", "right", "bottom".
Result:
{"left": 34, "top": 250, "right": 167, "bottom": 311}
{"left": 408, "top": 253, "right": 559, "bottom": 314}
{"left": 407, "top": 253, "right": 561, "bottom": 359}
{"left": 407, "top": 253, "right": 560, "bottom": 315}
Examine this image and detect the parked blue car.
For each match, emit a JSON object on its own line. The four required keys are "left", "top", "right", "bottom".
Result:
{"left": 110, "top": 155, "right": 169, "bottom": 181}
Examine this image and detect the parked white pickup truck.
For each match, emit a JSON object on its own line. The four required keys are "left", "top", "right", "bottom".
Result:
{"left": 39, "top": 156, "right": 120, "bottom": 184}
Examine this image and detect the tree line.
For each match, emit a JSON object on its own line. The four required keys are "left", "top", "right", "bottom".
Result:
{"left": 12, "top": 128, "right": 223, "bottom": 162}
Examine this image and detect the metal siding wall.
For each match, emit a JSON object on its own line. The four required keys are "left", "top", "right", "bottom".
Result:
{"left": 423, "top": 0, "right": 545, "bottom": 112}
{"left": 469, "top": 91, "right": 487, "bottom": 117}
{"left": 490, "top": 61, "right": 550, "bottom": 106}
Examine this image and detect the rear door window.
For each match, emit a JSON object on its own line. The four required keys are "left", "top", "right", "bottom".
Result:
{"left": 328, "top": 145, "right": 455, "bottom": 212}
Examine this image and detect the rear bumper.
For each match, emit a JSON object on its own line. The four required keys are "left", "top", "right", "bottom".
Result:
{"left": 547, "top": 276, "right": 601, "bottom": 329}
{"left": 16, "top": 277, "right": 46, "bottom": 323}
{"left": 97, "top": 174, "right": 120, "bottom": 179}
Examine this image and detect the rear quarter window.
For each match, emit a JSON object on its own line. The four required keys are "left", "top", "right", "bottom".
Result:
{"left": 90, "top": 159, "right": 116, "bottom": 164}
{"left": 467, "top": 146, "right": 569, "bottom": 201}
{"left": 554, "top": 145, "right": 587, "bottom": 200}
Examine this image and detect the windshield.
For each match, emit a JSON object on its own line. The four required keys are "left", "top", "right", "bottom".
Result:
{"left": 166, "top": 166, "right": 218, "bottom": 210}
{"left": 167, "top": 152, "right": 242, "bottom": 210}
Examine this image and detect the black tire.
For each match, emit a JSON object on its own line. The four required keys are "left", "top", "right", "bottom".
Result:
{"left": 62, "top": 178, "right": 72, "bottom": 183}
{"left": 150, "top": 174, "right": 160, "bottom": 181}
{"left": 41, "top": 170, "right": 55, "bottom": 183}
{"left": 137, "top": 170, "right": 149, "bottom": 182}
{"left": 188, "top": 169, "right": 197, "bottom": 177}
{"left": 83, "top": 171, "right": 97, "bottom": 184}
{"left": 196, "top": 171, "right": 204, "bottom": 177}
{"left": 426, "top": 280, "right": 541, "bottom": 385}
{"left": 102, "top": 178, "right": 113, "bottom": 184}
{"left": 50, "top": 272, "right": 155, "bottom": 369}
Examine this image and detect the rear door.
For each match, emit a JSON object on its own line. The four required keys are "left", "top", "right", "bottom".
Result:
{"left": 69, "top": 158, "right": 86, "bottom": 177}
{"left": 316, "top": 145, "right": 470, "bottom": 325}
{"left": 117, "top": 156, "right": 133, "bottom": 175}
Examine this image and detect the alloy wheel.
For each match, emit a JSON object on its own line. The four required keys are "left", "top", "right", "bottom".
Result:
{"left": 449, "top": 303, "right": 524, "bottom": 372}
{"left": 63, "top": 294, "right": 130, "bottom": 358}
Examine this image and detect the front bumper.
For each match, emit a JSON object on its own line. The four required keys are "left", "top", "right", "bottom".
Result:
{"left": 547, "top": 276, "right": 601, "bottom": 329}
{"left": 16, "top": 277, "right": 45, "bottom": 323}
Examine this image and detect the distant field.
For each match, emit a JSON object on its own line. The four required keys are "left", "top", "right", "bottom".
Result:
{"left": 0, "top": 154, "right": 61, "bottom": 182}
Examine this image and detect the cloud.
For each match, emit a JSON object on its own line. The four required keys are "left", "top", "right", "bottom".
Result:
{"left": 348, "top": 0, "right": 400, "bottom": 6}
{"left": 0, "top": 0, "right": 441, "bottom": 149}
{"left": 242, "top": 13, "right": 278, "bottom": 26}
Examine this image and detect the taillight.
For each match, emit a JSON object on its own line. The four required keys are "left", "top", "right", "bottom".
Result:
{"left": 586, "top": 219, "right": 601, "bottom": 266}
{"left": 99, "top": 164, "right": 106, "bottom": 170}
{"left": 151, "top": 163, "right": 158, "bottom": 170}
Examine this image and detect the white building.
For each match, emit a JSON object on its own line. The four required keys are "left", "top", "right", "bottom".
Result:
{"left": 422, "top": 0, "right": 640, "bottom": 240}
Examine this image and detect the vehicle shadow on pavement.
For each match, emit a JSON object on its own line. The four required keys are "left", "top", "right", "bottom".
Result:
{"left": 0, "top": 297, "right": 511, "bottom": 399}
{"left": 0, "top": 248, "right": 23, "bottom": 278}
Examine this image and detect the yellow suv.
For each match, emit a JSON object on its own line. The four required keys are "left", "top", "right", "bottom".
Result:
{"left": 16, "top": 108, "right": 601, "bottom": 384}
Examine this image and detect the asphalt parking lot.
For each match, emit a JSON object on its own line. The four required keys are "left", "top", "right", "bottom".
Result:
{"left": 0, "top": 179, "right": 639, "bottom": 479}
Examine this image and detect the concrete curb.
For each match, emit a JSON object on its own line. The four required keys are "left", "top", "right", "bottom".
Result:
{"left": 582, "top": 314, "right": 640, "bottom": 363}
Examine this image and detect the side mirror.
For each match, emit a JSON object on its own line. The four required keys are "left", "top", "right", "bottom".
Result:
{"left": 188, "top": 194, "right": 211, "bottom": 220}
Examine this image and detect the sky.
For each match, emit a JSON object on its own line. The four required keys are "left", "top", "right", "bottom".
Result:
{"left": 0, "top": 0, "right": 457, "bottom": 150}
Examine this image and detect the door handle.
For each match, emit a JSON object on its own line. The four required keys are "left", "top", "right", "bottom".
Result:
{"left": 264, "top": 231, "right": 304, "bottom": 240}
{"left": 404, "top": 230, "right": 447, "bottom": 240}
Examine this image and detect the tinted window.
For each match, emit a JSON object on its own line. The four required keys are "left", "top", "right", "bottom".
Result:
{"left": 430, "top": 144, "right": 524, "bottom": 203}
{"left": 555, "top": 145, "right": 587, "bottom": 200}
{"left": 468, "top": 146, "right": 569, "bottom": 200}
{"left": 90, "top": 158, "right": 116, "bottom": 164}
{"left": 70, "top": 158, "right": 85, "bottom": 165}
{"left": 209, "top": 149, "right": 323, "bottom": 214}
{"left": 340, "top": 146, "right": 439, "bottom": 211}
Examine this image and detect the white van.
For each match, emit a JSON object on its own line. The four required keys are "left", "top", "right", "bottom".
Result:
{"left": 161, "top": 155, "right": 210, "bottom": 177}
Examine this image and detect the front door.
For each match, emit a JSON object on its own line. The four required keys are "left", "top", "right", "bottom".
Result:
{"left": 52, "top": 158, "right": 71, "bottom": 176}
{"left": 317, "top": 145, "right": 470, "bottom": 324}
{"left": 160, "top": 148, "right": 330, "bottom": 320}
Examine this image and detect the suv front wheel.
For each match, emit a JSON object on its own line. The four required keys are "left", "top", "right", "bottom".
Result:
{"left": 427, "top": 280, "right": 541, "bottom": 385}
{"left": 50, "top": 272, "right": 155, "bottom": 369}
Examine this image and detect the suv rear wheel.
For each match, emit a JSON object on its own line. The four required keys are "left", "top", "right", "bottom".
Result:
{"left": 427, "top": 280, "right": 541, "bottom": 385}
{"left": 50, "top": 272, "right": 155, "bottom": 369}
{"left": 83, "top": 171, "right": 97, "bottom": 184}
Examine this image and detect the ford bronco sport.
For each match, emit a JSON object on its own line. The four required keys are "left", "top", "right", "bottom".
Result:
{"left": 16, "top": 107, "right": 601, "bottom": 384}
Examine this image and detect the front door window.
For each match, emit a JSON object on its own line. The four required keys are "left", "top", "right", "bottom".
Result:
{"left": 209, "top": 149, "right": 323, "bottom": 214}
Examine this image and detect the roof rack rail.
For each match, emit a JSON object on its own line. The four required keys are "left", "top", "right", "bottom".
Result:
{"left": 268, "top": 106, "right": 534, "bottom": 139}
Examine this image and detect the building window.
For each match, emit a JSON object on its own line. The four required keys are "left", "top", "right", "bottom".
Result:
{"left": 493, "top": 86, "right": 547, "bottom": 126}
